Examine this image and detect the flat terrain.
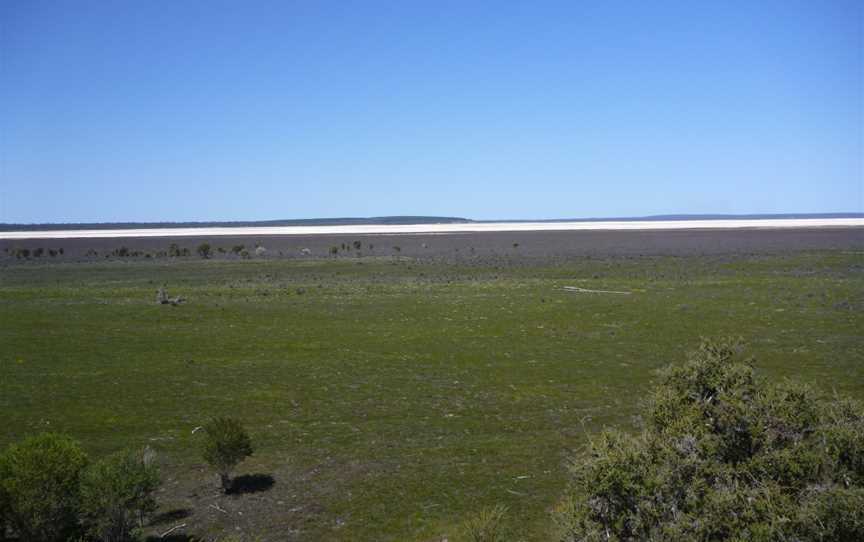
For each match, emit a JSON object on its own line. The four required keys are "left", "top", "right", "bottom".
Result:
{"left": 2, "top": 217, "right": 862, "bottom": 240}
{"left": 1, "top": 229, "right": 863, "bottom": 540}
{"left": 2, "top": 226, "right": 862, "bottom": 261}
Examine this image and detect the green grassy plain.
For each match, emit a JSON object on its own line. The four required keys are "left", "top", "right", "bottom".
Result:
{"left": 1, "top": 251, "right": 862, "bottom": 540}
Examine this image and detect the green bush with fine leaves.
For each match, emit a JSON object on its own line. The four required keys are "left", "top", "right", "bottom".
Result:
{"left": 0, "top": 433, "right": 88, "bottom": 542}
{"left": 201, "top": 417, "right": 254, "bottom": 493}
{"left": 553, "top": 339, "right": 864, "bottom": 541}
{"left": 79, "top": 447, "right": 160, "bottom": 542}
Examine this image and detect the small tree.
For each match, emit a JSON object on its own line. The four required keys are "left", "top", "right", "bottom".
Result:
{"left": 201, "top": 417, "right": 253, "bottom": 492}
{"left": 0, "top": 433, "right": 88, "bottom": 542}
{"left": 80, "top": 447, "right": 160, "bottom": 542}
{"left": 197, "top": 243, "right": 212, "bottom": 259}
{"left": 168, "top": 243, "right": 181, "bottom": 257}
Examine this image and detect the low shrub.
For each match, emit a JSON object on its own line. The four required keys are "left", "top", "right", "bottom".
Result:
{"left": 553, "top": 338, "right": 864, "bottom": 541}
{"left": 197, "top": 243, "right": 212, "bottom": 259}
{"left": 201, "top": 417, "right": 254, "bottom": 492}
{"left": 0, "top": 433, "right": 88, "bottom": 542}
{"left": 79, "top": 447, "right": 160, "bottom": 542}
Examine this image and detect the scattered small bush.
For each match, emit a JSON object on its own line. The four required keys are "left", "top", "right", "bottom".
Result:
{"left": 33, "top": 247, "right": 44, "bottom": 258}
{"left": 79, "top": 447, "right": 160, "bottom": 542}
{"left": 197, "top": 243, "right": 212, "bottom": 259}
{"left": 231, "top": 245, "right": 245, "bottom": 254}
{"left": 0, "top": 433, "right": 88, "bottom": 542}
{"left": 201, "top": 417, "right": 254, "bottom": 492}
{"left": 168, "top": 243, "right": 182, "bottom": 257}
{"left": 553, "top": 338, "right": 864, "bottom": 541}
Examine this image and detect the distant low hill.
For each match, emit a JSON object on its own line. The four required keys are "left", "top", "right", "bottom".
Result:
{"left": 0, "top": 216, "right": 473, "bottom": 232}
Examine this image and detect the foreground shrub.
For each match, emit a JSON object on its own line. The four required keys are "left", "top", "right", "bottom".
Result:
{"left": 201, "top": 417, "right": 253, "bottom": 492}
{"left": 553, "top": 338, "right": 864, "bottom": 541}
{"left": 79, "top": 447, "right": 160, "bottom": 542}
{"left": 0, "top": 433, "right": 88, "bottom": 541}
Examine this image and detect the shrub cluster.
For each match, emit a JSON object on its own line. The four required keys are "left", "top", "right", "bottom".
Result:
{"left": 0, "top": 434, "right": 159, "bottom": 542}
{"left": 0, "top": 417, "right": 253, "bottom": 540}
{"left": 553, "top": 338, "right": 864, "bottom": 541}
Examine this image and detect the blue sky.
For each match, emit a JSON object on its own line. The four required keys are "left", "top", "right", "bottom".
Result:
{"left": 1, "top": 1, "right": 861, "bottom": 223}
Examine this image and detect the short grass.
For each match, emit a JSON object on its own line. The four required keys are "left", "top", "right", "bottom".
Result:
{"left": 1, "top": 251, "right": 862, "bottom": 540}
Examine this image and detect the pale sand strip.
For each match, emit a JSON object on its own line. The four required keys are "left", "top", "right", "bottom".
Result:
{"left": 1, "top": 218, "right": 862, "bottom": 240}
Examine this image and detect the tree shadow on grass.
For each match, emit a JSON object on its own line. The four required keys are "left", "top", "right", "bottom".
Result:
{"left": 229, "top": 473, "right": 275, "bottom": 495}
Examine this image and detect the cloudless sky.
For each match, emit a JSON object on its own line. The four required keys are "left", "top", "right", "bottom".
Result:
{"left": 1, "top": 1, "right": 861, "bottom": 223}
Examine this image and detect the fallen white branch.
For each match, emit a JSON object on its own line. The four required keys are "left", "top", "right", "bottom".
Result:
{"left": 563, "top": 286, "right": 632, "bottom": 295}
{"left": 209, "top": 503, "right": 228, "bottom": 514}
{"left": 160, "top": 523, "right": 186, "bottom": 538}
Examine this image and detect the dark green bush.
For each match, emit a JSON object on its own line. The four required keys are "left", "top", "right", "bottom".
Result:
{"left": 0, "top": 433, "right": 88, "bottom": 542}
{"left": 201, "top": 417, "right": 253, "bottom": 492}
{"left": 197, "top": 243, "right": 212, "bottom": 259}
{"left": 79, "top": 447, "right": 160, "bottom": 542}
{"left": 553, "top": 338, "right": 864, "bottom": 541}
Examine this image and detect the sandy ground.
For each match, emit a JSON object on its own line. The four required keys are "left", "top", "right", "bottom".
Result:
{"left": 1, "top": 218, "right": 863, "bottom": 240}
